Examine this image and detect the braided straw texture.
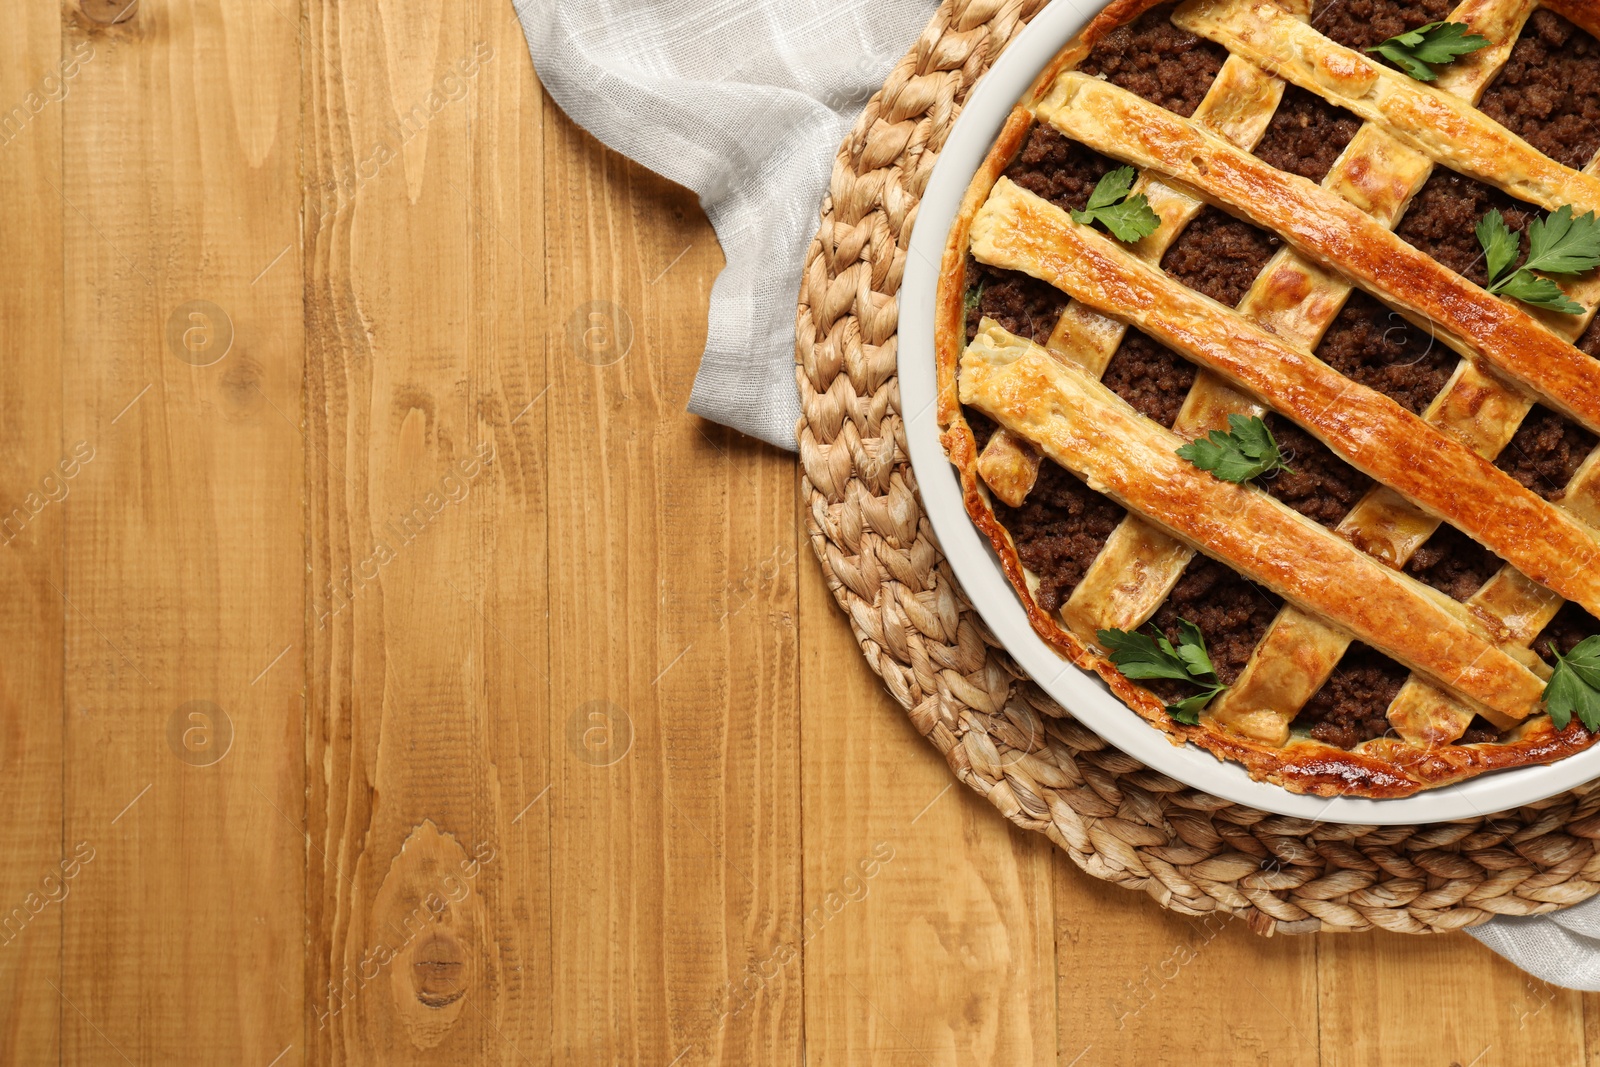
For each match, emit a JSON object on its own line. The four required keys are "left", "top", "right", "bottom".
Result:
{"left": 794, "top": 0, "right": 1600, "bottom": 935}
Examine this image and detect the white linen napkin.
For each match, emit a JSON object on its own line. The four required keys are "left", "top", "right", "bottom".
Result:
{"left": 514, "top": 0, "right": 1597, "bottom": 987}
{"left": 514, "top": 0, "right": 939, "bottom": 451}
{"left": 1471, "top": 893, "right": 1600, "bottom": 991}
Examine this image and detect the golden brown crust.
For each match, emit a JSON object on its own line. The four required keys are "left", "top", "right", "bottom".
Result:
{"left": 1169, "top": 2, "right": 1593, "bottom": 752}
{"left": 971, "top": 178, "right": 1600, "bottom": 616}
{"left": 1035, "top": 71, "right": 1600, "bottom": 436}
{"left": 931, "top": 0, "right": 1600, "bottom": 798}
{"left": 1172, "top": 1, "right": 1599, "bottom": 211}
{"left": 961, "top": 324, "right": 1548, "bottom": 717}
{"left": 973, "top": 53, "right": 1292, "bottom": 511}
{"left": 935, "top": 104, "right": 1030, "bottom": 444}
{"left": 973, "top": 430, "right": 1041, "bottom": 508}
{"left": 1193, "top": 712, "right": 1598, "bottom": 798}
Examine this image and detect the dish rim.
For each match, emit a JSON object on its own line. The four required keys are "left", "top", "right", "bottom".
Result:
{"left": 896, "top": 0, "right": 1600, "bottom": 823}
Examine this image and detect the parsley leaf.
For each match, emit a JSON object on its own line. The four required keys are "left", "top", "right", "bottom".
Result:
{"left": 1544, "top": 636, "right": 1600, "bottom": 732}
{"left": 1476, "top": 209, "right": 1520, "bottom": 287}
{"left": 1098, "top": 619, "right": 1227, "bottom": 724}
{"left": 1085, "top": 166, "right": 1135, "bottom": 210}
{"left": 1071, "top": 166, "right": 1161, "bottom": 243}
{"left": 1495, "top": 272, "right": 1585, "bottom": 315}
{"left": 1365, "top": 21, "right": 1490, "bottom": 82}
{"left": 1522, "top": 205, "right": 1600, "bottom": 278}
{"left": 1476, "top": 205, "right": 1599, "bottom": 314}
{"left": 1089, "top": 199, "right": 1163, "bottom": 243}
{"left": 1097, "top": 627, "right": 1198, "bottom": 685}
{"left": 1165, "top": 690, "right": 1215, "bottom": 726}
{"left": 1174, "top": 413, "right": 1292, "bottom": 484}
{"left": 963, "top": 281, "right": 985, "bottom": 316}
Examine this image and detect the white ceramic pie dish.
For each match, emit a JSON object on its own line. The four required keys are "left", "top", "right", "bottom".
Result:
{"left": 897, "top": 0, "right": 1600, "bottom": 823}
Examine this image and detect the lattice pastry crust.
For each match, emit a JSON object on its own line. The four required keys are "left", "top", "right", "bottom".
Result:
{"left": 935, "top": 0, "right": 1600, "bottom": 796}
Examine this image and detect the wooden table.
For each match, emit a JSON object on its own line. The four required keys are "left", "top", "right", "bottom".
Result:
{"left": 3, "top": 1, "right": 1598, "bottom": 1062}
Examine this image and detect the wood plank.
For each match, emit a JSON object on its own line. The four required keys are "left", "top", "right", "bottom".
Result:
{"left": 463, "top": 6, "right": 556, "bottom": 1062}
{"left": 541, "top": 103, "right": 803, "bottom": 1063}
{"left": 58, "top": 1, "right": 306, "bottom": 1063}
{"left": 25, "top": 3, "right": 1600, "bottom": 1062}
{"left": 0, "top": 3, "right": 65, "bottom": 1062}
{"left": 301, "top": 0, "right": 550, "bottom": 1061}
{"left": 1584, "top": 990, "right": 1600, "bottom": 1065}
{"left": 799, "top": 546, "right": 1058, "bottom": 1065}
{"left": 1053, "top": 847, "right": 1317, "bottom": 1063}
{"left": 1319, "top": 931, "right": 1585, "bottom": 1066}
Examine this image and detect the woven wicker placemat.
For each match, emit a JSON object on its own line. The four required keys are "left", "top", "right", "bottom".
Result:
{"left": 794, "top": 0, "right": 1600, "bottom": 934}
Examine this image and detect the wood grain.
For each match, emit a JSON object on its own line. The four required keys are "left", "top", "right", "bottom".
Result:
{"left": 57, "top": 0, "right": 305, "bottom": 1063}
{"left": 541, "top": 93, "right": 803, "bottom": 1064}
{"left": 800, "top": 545, "right": 1059, "bottom": 1066}
{"left": 301, "top": 0, "right": 547, "bottom": 1060}
{"left": 1319, "top": 932, "right": 1586, "bottom": 1066}
{"left": 0, "top": 3, "right": 65, "bottom": 1063}
{"left": 1054, "top": 857, "right": 1318, "bottom": 1064}
{"left": 1, "top": 0, "right": 1598, "bottom": 1062}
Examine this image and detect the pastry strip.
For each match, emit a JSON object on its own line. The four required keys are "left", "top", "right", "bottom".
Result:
{"left": 1389, "top": 185, "right": 1600, "bottom": 744}
{"left": 1391, "top": 451, "right": 1600, "bottom": 742}
{"left": 1063, "top": 125, "right": 1434, "bottom": 640}
{"left": 1150, "top": 1, "right": 1549, "bottom": 739}
{"left": 1254, "top": 143, "right": 1600, "bottom": 745}
{"left": 931, "top": 0, "right": 1600, "bottom": 792}
{"left": 1171, "top": 0, "right": 1600, "bottom": 215}
{"left": 970, "top": 178, "right": 1600, "bottom": 615}
{"left": 975, "top": 54, "right": 1287, "bottom": 506}
{"left": 958, "top": 322, "right": 1548, "bottom": 721}
{"left": 1033, "top": 72, "right": 1600, "bottom": 434}
{"left": 984, "top": 0, "right": 1519, "bottom": 632}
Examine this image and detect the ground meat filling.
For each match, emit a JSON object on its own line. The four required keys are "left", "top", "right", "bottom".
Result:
{"left": 1161, "top": 206, "right": 1281, "bottom": 307}
{"left": 1144, "top": 558, "right": 1282, "bottom": 704}
{"left": 1394, "top": 171, "right": 1540, "bottom": 288}
{"left": 1253, "top": 84, "right": 1363, "bottom": 184}
{"left": 1536, "top": 601, "right": 1600, "bottom": 663}
{"left": 964, "top": 258, "right": 1068, "bottom": 344}
{"left": 1003, "top": 124, "right": 1124, "bottom": 214}
{"left": 958, "top": 257, "right": 1067, "bottom": 480}
{"left": 1293, "top": 643, "right": 1408, "bottom": 748}
{"left": 1456, "top": 717, "right": 1504, "bottom": 745}
{"left": 1314, "top": 291, "right": 1456, "bottom": 414}
{"left": 994, "top": 461, "right": 1126, "bottom": 613}
{"left": 960, "top": 4, "right": 1543, "bottom": 747}
{"left": 1310, "top": 0, "right": 1454, "bottom": 52}
{"left": 1480, "top": 11, "right": 1600, "bottom": 171}
{"left": 1259, "top": 415, "right": 1372, "bottom": 527}
{"left": 1101, "top": 330, "right": 1197, "bottom": 428}
{"left": 966, "top": 409, "right": 1000, "bottom": 453}
{"left": 1403, "top": 523, "right": 1500, "bottom": 601}
{"left": 1078, "top": 3, "right": 1228, "bottom": 118}
{"left": 1495, "top": 405, "right": 1598, "bottom": 501}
